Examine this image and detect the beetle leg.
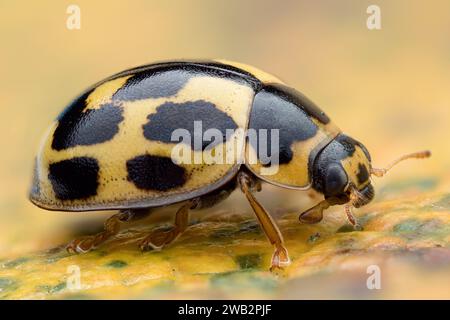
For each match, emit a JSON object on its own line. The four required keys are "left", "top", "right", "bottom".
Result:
{"left": 298, "top": 199, "right": 329, "bottom": 224}
{"left": 238, "top": 171, "right": 291, "bottom": 271}
{"left": 344, "top": 204, "right": 363, "bottom": 231}
{"left": 66, "top": 209, "right": 151, "bottom": 254}
{"left": 139, "top": 199, "right": 197, "bottom": 251}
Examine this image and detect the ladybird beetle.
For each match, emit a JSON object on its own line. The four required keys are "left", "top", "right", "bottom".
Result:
{"left": 29, "top": 60, "right": 431, "bottom": 270}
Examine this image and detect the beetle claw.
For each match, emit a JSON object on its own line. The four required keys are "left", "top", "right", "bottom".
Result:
{"left": 66, "top": 236, "right": 97, "bottom": 254}
{"left": 270, "top": 246, "right": 291, "bottom": 271}
{"left": 138, "top": 229, "right": 177, "bottom": 251}
{"left": 139, "top": 240, "right": 163, "bottom": 252}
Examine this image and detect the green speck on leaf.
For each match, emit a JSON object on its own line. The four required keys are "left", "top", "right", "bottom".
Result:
{"left": 3, "top": 257, "right": 29, "bottom": 268}
{"left": 61, "top": 293, "right": 93, "bottom": 300}
{"left": 425, "top": 194, "right": 450, "bottom": 211}
{"left": 51, "top": 282, "right": 67, "bottom": 293}
{"left": 211, "top": 271, "right": 277, "bottom": 291}
{"left": 209, "top": 227, "right": 238, "bottom": 239}
{"left": 235, "top": 254, "right": 262, "bottom": 270}
{"left": 106, "top": 260, "right": 128, "bottom": 268}
{"left": 393, "top": 219, "right": 423, "bottom": 233}
{"left": 308, "top": 232, "right": 321, "bottom": 243}
{"left": 0, "top": 277, "right": 18, "bottom": 293}
{"left": 37, "top": 282, "right": 66, "bottom": 294}
{"left": 96, "top": 250, "right": 109, "bottom": 257}
{"left": 337, "top": 224, "right": 356, "bottom": 233}
{"left": 238, "top": 220, "right": 261, "bottom": 234}
{"left": 142, "top": 280, "right": 175, "bottom": 297}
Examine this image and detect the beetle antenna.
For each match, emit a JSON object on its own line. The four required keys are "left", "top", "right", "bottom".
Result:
{"left": 371, "top": 150, "right": 431, "bottom": 177}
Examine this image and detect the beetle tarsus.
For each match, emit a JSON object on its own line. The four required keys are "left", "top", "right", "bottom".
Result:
{"left": 66, "top": 209, "right": 151, "bottom": 254}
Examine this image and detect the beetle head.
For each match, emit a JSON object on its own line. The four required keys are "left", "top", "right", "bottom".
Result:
{"left": 300, "top": 134, "right": 430, "bottom": 224}
{"left": 311, "top": 134, "right": 374, "bottom": 206}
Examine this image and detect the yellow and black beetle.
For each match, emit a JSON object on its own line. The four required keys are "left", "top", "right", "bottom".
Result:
{"left": 29, "top": 60, "right": 430, "bottom": 270}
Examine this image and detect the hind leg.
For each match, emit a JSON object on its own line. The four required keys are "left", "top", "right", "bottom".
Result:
{"left": 139, "top": 199, "right": 198, "bottom": 251}
{"left": 66, "top": 209, "right": 151, "bottom": 253}
{"left": 138, "top": 181, "right": 236, "bottom": 251}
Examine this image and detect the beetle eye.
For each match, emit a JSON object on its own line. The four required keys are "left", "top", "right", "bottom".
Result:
{"left": 324, "top": 164, "right": 348, "bottom": 196}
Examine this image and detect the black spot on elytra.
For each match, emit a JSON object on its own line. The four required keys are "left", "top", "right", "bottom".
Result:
{"left": 52, "top": 61, "right": 261, "bottom": 152}
{"left": 188, "top": 61, "right": 261, "bottom": 89}
{"left": 111, "top": 61, "right": 262, "bottom": 101}
{"left": 249, "top": 87, "right": 318, "bottom": 165}
{"left": 48, "top": 157, "right": 99, "bottom": 200}
{"left": 112, "top": 70, "right": 192, "bottom": 100}
{"left": 143, "top": 100, "right": 238, "bottom": 151}
{"left": 108, "top": 61, "right": 261, "bottom": 92}
{"left": 356, "top": 163, "right": 370, "bottom": 184}
{"left": 52, "top": 95, "right": 124, "bottom": 151}
{"left": 126, "top": 155, "right": 186, "bottom": 191}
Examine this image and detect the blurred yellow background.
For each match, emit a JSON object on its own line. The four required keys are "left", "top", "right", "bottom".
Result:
{"left": 0, "top": 1, "right": 449, "bottom": 299}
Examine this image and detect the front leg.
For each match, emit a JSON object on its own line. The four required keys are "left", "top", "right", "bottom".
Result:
{"left": 238, "top": 171, "right": 290, "bottom": 271}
